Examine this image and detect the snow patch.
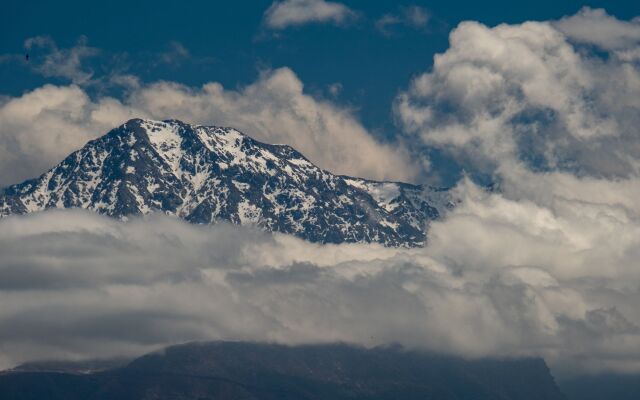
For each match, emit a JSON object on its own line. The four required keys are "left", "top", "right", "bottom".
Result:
{"left": 143, "top": 120, "right": 184, "bottom": 178}
{"left": 237, "top": 200, "right": 262, "bottom": 225}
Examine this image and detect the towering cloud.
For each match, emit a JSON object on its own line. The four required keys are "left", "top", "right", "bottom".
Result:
{"left": 396, "top": 8, "right": 640, "bottom": 180}
{"left": 386, "top": 8, "right": 640, "bottom": 374}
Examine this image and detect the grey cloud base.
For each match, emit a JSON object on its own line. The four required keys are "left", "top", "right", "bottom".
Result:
{"left": 1, "top": 199, "right": 639, "bottom": 376}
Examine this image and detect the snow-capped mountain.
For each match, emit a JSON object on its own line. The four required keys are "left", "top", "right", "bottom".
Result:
{"left": 0, "top": 119, "right": 451, "bottom": 247}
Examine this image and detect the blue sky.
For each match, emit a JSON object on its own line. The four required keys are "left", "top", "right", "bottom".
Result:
{"left": 3, "top": 0, "right": 638, "bottom": 137}
{"left": 1, "top": 0, "right": 640, "bottom": 187}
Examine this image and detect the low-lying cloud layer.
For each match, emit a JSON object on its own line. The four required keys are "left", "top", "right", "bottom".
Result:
{"left": 1, "top": 182, "right": 640, "bottom": 377}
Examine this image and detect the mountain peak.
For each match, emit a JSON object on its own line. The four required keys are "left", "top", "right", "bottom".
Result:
{"left": 0, "top": 119, "right": 451, "bottom": 247}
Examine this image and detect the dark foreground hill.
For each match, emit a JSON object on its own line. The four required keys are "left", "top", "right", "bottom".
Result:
{"left": 0, "top": 341, "right": 566, "bottom": 400}
{"left": 559, "top": 373, "right": 640, "bottom": 400}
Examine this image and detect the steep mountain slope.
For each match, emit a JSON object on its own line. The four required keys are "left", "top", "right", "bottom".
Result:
{"left": 0, "top": 119, "right": 450, "bottom": 246}
{"left": 0, "top": 342, "right": 567, "bottom": 400}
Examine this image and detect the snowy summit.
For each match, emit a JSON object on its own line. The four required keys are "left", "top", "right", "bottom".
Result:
{"left": 0, "top": 119, "right": 451, "bottom": 247}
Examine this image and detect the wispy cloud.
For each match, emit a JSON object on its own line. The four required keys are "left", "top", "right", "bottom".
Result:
{"left": 158, "top": 40, "right": 191, "bottom": 67}
{"left": 375, "top": 5, "right": 430, "bottom": 36}
{"left": 554, "top": 7, "right": 640, "bottom": 51}
{"left": 24, "top": 36, "right": 99, "bottom": 85}
{"left": 327, "top": 82, "right": 343, "bottom": 97}
{"left": 263, "top": 0, "right": 356, "bottom": 29}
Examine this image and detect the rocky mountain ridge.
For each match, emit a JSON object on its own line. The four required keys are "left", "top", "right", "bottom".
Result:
{"left": 0, "top": 119, "right": 450, "bottom": 247}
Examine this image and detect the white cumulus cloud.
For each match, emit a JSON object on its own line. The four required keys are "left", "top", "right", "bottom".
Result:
{"left": 0, "top": 68, "right": 418, "bottom": 187}
{"left": 264, "top": 0, "right": 355, "bottom": 29}
{"left": 0, "top": 84, "right": 136, "bottom": 187}
{"left": 24, "top": 36, "right": 99, "bottom": 85}
{"left": 396, "top": 9, "right": 640, "bottom": 180}
{"left": 554, "top": 7, "right": 640, "bottom": 51}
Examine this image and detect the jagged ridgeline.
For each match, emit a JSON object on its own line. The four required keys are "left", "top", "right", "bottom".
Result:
{"left": 0, "top": 119, "right": 451, "bottom": 247}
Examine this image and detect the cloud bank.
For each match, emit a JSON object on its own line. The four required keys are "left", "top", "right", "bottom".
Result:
{"left": 263, "top": 0, "right": 355, "bottom": 29}
{"left": 2, "top": 180, "right": 640, "bottom": 376}
{"left": 24, "top": 36, "right": 99, "bottom": 85}
{"left": 388, "top": 8, "right": 640, "bottom": 375}
{"left": 0, "top": 67, "right": 417, "bottom": 187}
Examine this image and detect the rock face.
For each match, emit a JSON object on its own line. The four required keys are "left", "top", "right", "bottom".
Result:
{"left": 0, "top": 342, "right": 567, "bottom": 400}
{"left": 0, "top": 119, "right": 450, "bottom": 247}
